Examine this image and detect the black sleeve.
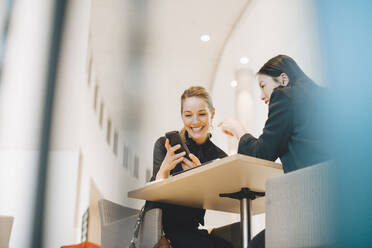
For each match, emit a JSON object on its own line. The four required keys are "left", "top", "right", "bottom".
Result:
{"left": 238, "top": 89, "right": 292, "bottom": 161}
{"left": 145, "top": 137, "right": 167, "bottom": 211}
{"left": 215, "top": 146, "right": 228, "bottom": 159}
{"left": 150, "top": 137, "right": 167, "bottom": 182}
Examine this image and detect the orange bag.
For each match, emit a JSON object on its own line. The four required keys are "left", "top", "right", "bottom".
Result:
{"left": 61, "top": 241, "right": 100, "bottom": 248}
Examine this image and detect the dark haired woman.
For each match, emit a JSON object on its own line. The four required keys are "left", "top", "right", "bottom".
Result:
{"left": 219, "top": 55, "right": 329, "bottom": 247}
{"left": 145, "top": 86, "right": 234, "bottom": 248}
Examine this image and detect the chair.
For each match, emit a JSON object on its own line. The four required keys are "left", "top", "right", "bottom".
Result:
{"left": 98, "top": 199, "right": 240, "bottom": 248}
{"left": 98, "top": 199, "right": 162, "bottom": 248}
{"left": 0, "top": 216, "right": 14, "bottom": 248}
{"left": 265, "top": 162, "right": 333, "bottom": 248}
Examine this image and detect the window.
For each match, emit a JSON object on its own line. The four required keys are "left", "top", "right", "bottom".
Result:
{"left": 87, "top": 56, "right": 93, "bottom": 86}
{"left": 99, "top": 101, "right": 104, "bottom": 127}
{"left": 113, "top": 130, "right": 118, "bottom": 156}
{"left": 133, "top": 155, "right": 139, "bottom": 179}
{"left": 94, "top": 84, "right": 99, "bottom": 112}
{"left": 106, "top": 118, "right": 112, "bottom": 144}
{"left": 146, "top": 168, "right": 152, "bottom": 182}
{"left": 123, "top": 144, "right": 129, "bottom": 169}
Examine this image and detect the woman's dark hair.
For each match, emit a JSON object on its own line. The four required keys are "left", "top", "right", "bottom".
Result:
{"left": 257, "top": 55, "right": 311, "bottom": 85}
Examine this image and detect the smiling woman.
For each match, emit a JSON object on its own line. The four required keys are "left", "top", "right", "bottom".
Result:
{"left": 144, "top": 86, "right": 234, "bottom": 248}
{"left": 180, "top": 86, "right": 215, "bottom": 145}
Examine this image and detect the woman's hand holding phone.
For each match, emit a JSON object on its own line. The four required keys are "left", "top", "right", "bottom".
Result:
{"left": 156, "top": 139, "right": 185, "bottom": 180}
{"left": 156, "top": 139, "right": 201, "bottom": 179}
{"left": 182, "top": 153, "right": 201, "bottom": 171}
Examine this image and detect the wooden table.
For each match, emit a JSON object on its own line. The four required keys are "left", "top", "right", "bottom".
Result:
{"left": 128, "top": 154, "right": 283, "bottom": 247}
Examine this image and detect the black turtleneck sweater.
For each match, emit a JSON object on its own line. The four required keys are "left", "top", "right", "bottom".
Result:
{"left": 145, "top": 132, "right": 227, "bottom": 234}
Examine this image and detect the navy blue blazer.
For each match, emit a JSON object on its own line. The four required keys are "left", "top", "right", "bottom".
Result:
{"left": 238, "top": 78, "right": 329, "bottom": 173}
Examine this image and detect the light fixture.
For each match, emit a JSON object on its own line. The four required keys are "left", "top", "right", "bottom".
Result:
{"left": 231, "top": 80, "right": 238, "bottom": 87}
{"left": 240, "top": 57, "right": 249, "bottom": 64}
{"left": 200, "top": 34, "right": 210, "bottom": 42}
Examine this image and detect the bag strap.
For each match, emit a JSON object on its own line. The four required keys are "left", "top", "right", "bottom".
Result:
{"left": 129, "top": 205, "right": 145, "bottom": 248}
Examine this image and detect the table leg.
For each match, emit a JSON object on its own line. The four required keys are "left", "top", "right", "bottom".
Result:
{"left": 219, "top": 188, "right": 264, "bottom": 248}
{"left": 240, "top": 198, "right": 252, "bottom": 248}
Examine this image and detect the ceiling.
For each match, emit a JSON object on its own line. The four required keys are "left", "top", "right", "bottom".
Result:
{"left": 89, "top": 0, "right": 251, "bottom": 132}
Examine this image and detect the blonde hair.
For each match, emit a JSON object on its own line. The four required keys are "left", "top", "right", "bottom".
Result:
{"left": 179, "top": 86, "right": 214, "bottom": 141}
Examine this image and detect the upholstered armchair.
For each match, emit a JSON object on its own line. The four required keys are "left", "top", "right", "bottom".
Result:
{"left": 98, "top": 199, "right": 240, "bottom": 248}
{"left": 265, "top": 162, "right": 332, "bottom": 248}
{"left": 98, "top": 199, "right": 161, "bottom": 248}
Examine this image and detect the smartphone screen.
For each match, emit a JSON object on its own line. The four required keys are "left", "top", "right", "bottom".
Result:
{"left": 165, "top": 131, "right": 190, "bottom": 157}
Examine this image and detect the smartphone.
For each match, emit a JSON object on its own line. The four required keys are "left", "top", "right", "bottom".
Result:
{"left": 165, "top": 131, "right": 190, "bottom": 157}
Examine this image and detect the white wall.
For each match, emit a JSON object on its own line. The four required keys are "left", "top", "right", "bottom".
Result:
{"left": 0, "top": 0, "right": 53, "bottom": 150}
{"left": 0, "top": 0, "right": 54, "bottom": 247}
{"left": 0, "top": 151, "right": 39, "bottom": 248}
{"left": 43, "top": 152, "right": 79, "bottom": 247}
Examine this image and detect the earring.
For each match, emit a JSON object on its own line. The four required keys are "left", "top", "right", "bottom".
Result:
{"left": 208, "top": 124, "right": 213, "bottom": 139}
